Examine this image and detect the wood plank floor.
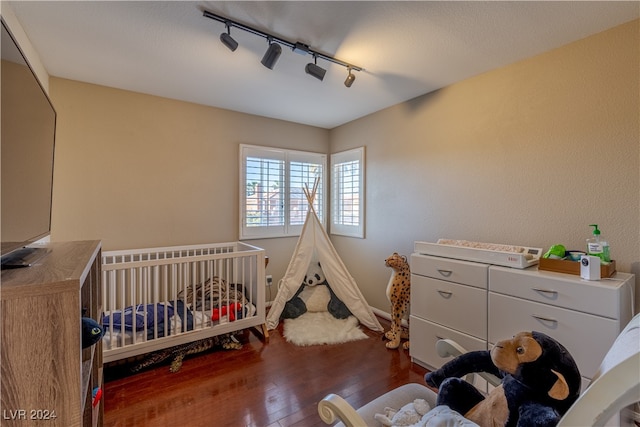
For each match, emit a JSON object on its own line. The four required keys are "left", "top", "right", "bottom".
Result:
{"left": 103, "top": 317, "right": 429, "bottom": 427}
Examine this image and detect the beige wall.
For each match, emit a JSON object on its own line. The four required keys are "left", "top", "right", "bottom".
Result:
{"left": 28, "top": 17, "right": 640, "bottom": 313}
{"left": 48, "top": 79, "right": 329, "bottom": 284}
{"left": 331, "top": 19, "right": 640, "bottom": 311}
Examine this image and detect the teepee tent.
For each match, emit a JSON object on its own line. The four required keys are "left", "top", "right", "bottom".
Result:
{"left": 266, "top": 180, "right": 383, "bottom": 332}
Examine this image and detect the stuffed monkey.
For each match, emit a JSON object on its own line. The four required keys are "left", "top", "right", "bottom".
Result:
{"left": 425, "top": 331, "right": 581, "bottom": 427}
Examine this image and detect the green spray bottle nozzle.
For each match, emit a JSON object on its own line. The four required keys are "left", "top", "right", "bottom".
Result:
{"left": 589, "top": 224, "right": 600, "bottom": 235}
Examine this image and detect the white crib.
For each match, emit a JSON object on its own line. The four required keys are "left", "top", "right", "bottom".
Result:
{"left": 101, "top": 242, "right": 266, "bottom": 363}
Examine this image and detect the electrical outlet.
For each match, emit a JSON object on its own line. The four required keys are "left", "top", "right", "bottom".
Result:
{"left": 266, "top": 275, "right": 273, "bottom": 286}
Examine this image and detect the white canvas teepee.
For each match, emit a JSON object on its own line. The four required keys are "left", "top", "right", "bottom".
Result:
{"left": 266, "top": 180, "right": 383, "bottom": 332}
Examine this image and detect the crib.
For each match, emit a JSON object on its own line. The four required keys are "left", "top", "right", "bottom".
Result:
{"left": 101, "top": 242, "right": 266, "bottom": 363}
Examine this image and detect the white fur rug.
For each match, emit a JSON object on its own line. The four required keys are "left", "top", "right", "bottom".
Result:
{"left": 283, "top": 312, "right": 368, "bottom": 346}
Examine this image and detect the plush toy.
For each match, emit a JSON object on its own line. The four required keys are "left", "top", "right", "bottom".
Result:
{"left": 281, "top": 261, "right": 352, "bottom": 320}
{"left": 374, "top": 398, "right": 431, "bottom": 427}
{"left": 424, "top": 331, "right": 581, "bottom": 427}
{"left": 211, "top": 303, "right": 242, "bottom": 322}
{"left": 82, "top": 317, "right": 104, "bottom": 349}
{"left": 384, "top": 252, "right": 411, "bottom": 350}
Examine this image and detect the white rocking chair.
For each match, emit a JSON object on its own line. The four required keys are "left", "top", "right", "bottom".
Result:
{"left": 318, "top": 313, "right": 640, "bottom": 427}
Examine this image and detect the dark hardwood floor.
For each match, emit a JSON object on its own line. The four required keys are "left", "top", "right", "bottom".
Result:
{"left": 103, "top": 317, "right": 429, "bottom": 427}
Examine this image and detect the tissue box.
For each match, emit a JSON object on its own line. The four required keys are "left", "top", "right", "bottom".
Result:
{"left": 538, "top": 258, "right": 616, "bottom": 277}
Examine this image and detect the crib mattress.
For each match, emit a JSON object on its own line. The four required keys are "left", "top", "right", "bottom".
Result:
{"left": 102, "top": 301, "right": 256, "bottom": 350}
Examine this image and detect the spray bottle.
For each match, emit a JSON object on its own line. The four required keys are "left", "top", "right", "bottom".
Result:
{"left": 587, "top": 224, "right": 610, "bottom": 263}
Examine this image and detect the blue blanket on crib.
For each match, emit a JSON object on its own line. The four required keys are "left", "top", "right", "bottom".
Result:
{"left": 102, "top": 300, "right": 193, "bottom": 340}
{"left": 103, "top": 303, "right": 174, "bottom": 330}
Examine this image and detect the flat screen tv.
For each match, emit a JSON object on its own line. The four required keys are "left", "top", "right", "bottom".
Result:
{"left": 1, "top": 18, "right": 56, "bottom": 267}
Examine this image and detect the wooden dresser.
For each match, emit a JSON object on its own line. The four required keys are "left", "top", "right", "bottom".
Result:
{"left": 1, "top": 241, "right": 103, "bottom": 427}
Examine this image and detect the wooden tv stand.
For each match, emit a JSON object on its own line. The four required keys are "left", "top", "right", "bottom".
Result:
{"left": 1, "top": 241, "right": 103, "bottom": 427}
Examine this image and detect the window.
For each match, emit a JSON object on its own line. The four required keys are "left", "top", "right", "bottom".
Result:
{"left": 240, "top": 144, "right": 325, "bottom": 239}
{"left": 331, "top": 147, "right": 364, "bottom": 238}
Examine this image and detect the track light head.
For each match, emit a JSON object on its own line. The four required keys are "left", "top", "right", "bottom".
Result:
{"left": 261, "top": 40, "right": 282, "bottom": 70}
{"left": 220, "top": 23, "right": 238, "bottom": 51}
{"left": 305, "top": 56, "right": 326, "bottom": 81}
{"left": 344, "top": 67, "right": 356, "bottom": 88}
{"left": 305, "top": 63, "right": 326, "bottom": 81}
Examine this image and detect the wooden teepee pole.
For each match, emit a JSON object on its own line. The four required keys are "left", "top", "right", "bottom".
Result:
{"left": 303, "top": 177, "right": 320, "bottom": 214}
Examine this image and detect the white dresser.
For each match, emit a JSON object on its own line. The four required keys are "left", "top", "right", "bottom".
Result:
{"left": 409, "top": 254, "right": 490, "bottom": 370}
{"left": 410, "top": 252, "right": 635, "bottom": 384}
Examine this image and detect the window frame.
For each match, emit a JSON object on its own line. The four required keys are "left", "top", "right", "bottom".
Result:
{"left": 239, "top": 144, "right": 326, "bottom": 240}
{"left": 330, "top": 146, "right": 365, "bottom": 238}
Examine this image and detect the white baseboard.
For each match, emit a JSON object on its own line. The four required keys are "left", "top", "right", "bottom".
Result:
{"left": 371, "top": 307, "right": 409, "bottom": 327}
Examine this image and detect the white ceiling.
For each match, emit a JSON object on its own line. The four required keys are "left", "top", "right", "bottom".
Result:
{"left": 8, "top": 1, "right": 640, "bottom": 129}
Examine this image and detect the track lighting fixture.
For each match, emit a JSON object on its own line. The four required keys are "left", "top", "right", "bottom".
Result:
{"left": 220, "top": 22, "right": 238, "bottom": 52}
{"left": 261, "top": 38, "right": 282, "bottom": 70}
{"left": 344, "top": 67, "right": 356, "bottom": 88}
{"left": 305, "top": 55, "right": 326, "bottom": 81}
{"left": 203, "top": 10, "right": 363, "bottom": 86}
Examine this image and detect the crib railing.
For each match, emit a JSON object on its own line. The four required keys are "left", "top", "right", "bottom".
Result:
{"left": 101, "top": 242, "right": 265, "bottom": 362}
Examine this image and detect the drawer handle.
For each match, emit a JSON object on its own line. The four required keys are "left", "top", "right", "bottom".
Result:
{"left": 437, "top": 290, "right": 453, "bottom": 298}
{"left": 437, "top": 269, "right": 453, "bottom": 277}
{"left": 532, "top": 288, "right": 558, "bottom": 298}
{"left": 532, "top": 315, "right": 558, "bottom": 327}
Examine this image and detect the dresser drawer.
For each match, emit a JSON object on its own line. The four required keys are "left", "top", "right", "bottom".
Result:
{"left": 489, "top": 266, "right": 627, "bottom": 319}
{"left": 412, "top": 274, "right": 487, "bottom": 339}
{"left": 410, "top": 316, "right": 487, "bottom": 371}
{"left": 489, "top": 292, "right": 619, "bottom": 379}
{"left": 411, "top": 254, "right": 488, "bottom": 289}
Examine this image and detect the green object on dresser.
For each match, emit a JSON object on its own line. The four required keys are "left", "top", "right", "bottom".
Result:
{"left": 543, "top": 244, "right": 566, "bottom": 259}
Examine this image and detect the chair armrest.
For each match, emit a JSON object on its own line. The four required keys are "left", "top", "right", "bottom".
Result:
{"left": 436, "top": 338, "right": 469, "bottom": 358}
{"left": 559, "top": 314, "right": 640, "bottom": 427}
{"left": 319, "top": 384, "right": 438, "bottom": 427}
{"left": 318, "top": 393, "right": 368, "bottom": 427}
{"left": 558, "top": 352, "right": 640, "bottom": 427}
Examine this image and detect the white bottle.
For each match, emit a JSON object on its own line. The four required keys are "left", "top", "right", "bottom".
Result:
{"left": 587, "top": 224, "right": 610, "bottom": 263}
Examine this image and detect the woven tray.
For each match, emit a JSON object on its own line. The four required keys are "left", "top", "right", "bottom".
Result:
{"left": 538, "top": 258, "right": 616, "bottom": 277}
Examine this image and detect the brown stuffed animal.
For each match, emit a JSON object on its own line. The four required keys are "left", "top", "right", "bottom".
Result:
{"left": 425, "top": 331, "right": 581, "bottom": 427}
{"left": 384, "top": 253, "right": 411, "bottom": 350}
